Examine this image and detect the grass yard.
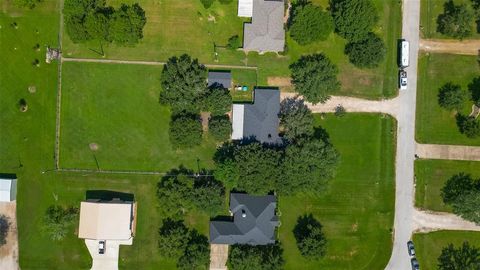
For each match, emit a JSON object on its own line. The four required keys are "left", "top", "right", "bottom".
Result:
{"left": 60, "top": 62, "right": 218, "bottom": 171}
{"left": 413, "top": 231, "right": 480, "bottom": 269}
{"left": 280, "top": 114, "right": 396, "bottom": 270}
{"left": 415, "top": 159, "right": 480, "bottom": 212}
{"left": 61, "top": 0, "right": 402, "bottom": 99}
{"left": 420, "top": 0, "right": 480, "bottom": 39}
{"left": 416, "top": 53, "right": 480, "bottom": 145}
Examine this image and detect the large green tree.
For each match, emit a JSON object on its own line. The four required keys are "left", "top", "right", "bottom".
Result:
{"left": 290, "top": 53, "right": 340, "bottom": 104}
{"left": 281, "top": 139, "right": 339, "bottom": 194}
{"left": 234, "top": 142, "right": 282, "bottom": 194}
{"left": 344, "top": 32, "right": 386, "bottom": 68}
{"left": 438, "top": 82, "right": 467, "bottom": 111}
{"left": 42, "top": 205, "right": 79, "bottom": 241}
{"left": 209, "top": 115, "right": 232, "bottom": 141}
{"left": 177, "top": 230, "right": 210, "bottom": 270}
{"left": 158, "top": 218, "right": 189, "bottom": 258}
{"left": 160, "top": 54, "right": 208, "bottom": 113}
{"left": 452, "top": 191, "right": 480, "bottom": 224}
{"left": 468, "top": 77, "right": 480, "bottom": 107}
{"left": 441, "top": 173, "right": 477, "bottom": 204}
{"left": 169, "top": 114, "right": 203, "bottom": 148}
{"left": 331, "top": 0, "right": 379, "bottom": 42}
{"left": 289, "top": 3, "right": 333, "bottom": 45}
{"left": 200, "top": 86, "right": 232, "bottom": 116}
{"left": 457, "top": 114, "right": 480, "bottom": 138}
{"left": 437, "top": 1, "right": 473, "bottom": 39}
{"left": 279, "top": 97, "right": 314, "bottom": 141}
{"left": 227, "top": 244, "right": 285, "bottom": 270}
{"left": 109, "top": 4, "right": 147, "bottom": 45}
{"left": 293, "top": 214, "right": 327, "bottom": 259}
{"left": 438, "top": 242, "right": 480, "bottom": 270}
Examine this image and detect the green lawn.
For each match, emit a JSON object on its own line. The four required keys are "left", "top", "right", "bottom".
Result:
{"left": 280, "top": 114, "right": 396, "bottom": 270}
{"left": 416, "top": 53, "right": 480, "bottom": 145}
{"left": 62, "top": 0, "right": 402, "bottom": 99}
{"left": 420, "top": 0, "right": 480, "bottom": 39}
{"left": 415, "top": 159, "right": 480, "bottom": 212}
{"left": 60, "top": 62, "right": 218, "bottom": 171}
{"left": 413, "top": 231, "right": 480, "bottom": 269}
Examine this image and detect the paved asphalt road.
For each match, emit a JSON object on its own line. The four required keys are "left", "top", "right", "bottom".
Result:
{"left": 385, "top": 0, "right": 420, "bottom": 269}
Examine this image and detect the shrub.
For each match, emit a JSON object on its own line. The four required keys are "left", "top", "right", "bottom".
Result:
{"left": 293, "top": 214, "right": 327, "bottom": 259}
{"left": 345, "top": 32, "right": 386, "bottom": 68}
{"left": 289, "top": 3, "right": 333, "bottom": 45}
{"left": 42, "top": 205, "right": 79, "bottom": 241}
{"left": 227, "top": 35, "right": 241, "bottom": 50}
{"left": 200, "top": 0, "right": 214, "bottom": 9}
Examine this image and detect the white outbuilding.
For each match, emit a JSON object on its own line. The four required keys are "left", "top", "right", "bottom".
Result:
{"left": 0, "top": 178, "right": 17, "bottom": 202}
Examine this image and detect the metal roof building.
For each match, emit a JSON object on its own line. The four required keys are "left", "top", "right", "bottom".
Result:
{"left": 210, "top": 193, "right": 279, "bottom": 245}
{"left": 208, "top": 71, "right": 232, "bottom": 89}
{"left": 0, "top": 178, "right": 17, "bottom": 202}
{"left": 231, "top": 88, "right": 281, "bottom": 144}
{"left": 238, "top": 0, "right": 253, "bottom": 17}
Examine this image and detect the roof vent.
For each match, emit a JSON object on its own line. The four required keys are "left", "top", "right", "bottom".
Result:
{"left": 241, "top": 209, "right": 246, "bottom": 218}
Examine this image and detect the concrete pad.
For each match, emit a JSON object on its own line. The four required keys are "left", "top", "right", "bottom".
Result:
{"left": 85, "top": 238, "right": 132, "bottom": 270}
{"left": 416, "top": 143, "right": 480, "bottom": 161}
{"left": 209, "top": 244, "right": 228, "bottom": 270}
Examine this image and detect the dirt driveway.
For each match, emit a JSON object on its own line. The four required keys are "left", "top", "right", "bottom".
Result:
{"left": 0, "top": 202, "right": 19, "bottom": 270}
{"left": 420, "top": 39, "right": 480, "bottom": 55}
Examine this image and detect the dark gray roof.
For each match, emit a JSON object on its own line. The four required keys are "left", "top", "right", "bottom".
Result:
{"left": 243, "top": 0, "right": 285, "bottom": 52}
{"left": 243, "top": 88, "right": 281, "bottom": 144}
{"left": 210, "top": 193, "right": 279, "bottom": 245}
{"left": 208, "top": 71, "right": 232, "bottom": 88}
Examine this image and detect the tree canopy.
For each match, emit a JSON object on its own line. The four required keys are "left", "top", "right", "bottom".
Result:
{"left": 290, "top": 53, "right": 340, "bottom": 104}
{"left": 177, "top": 230, "right": 210, "bottom": 270}
{"left": 452, "top": 191, "right": 480, "bottom": 224}
{"left": 441, "top": 172, "right": 480, "bottom": 224}
{"left": 289, "top": 3, "right": 333, "bottom": 45}
{"left": 344, "top": 32, "right": 386, "bottom": 68}
{"left": 169, "top": 114, "right": 203, "bottom": 148}
{"left": 227, "top": 35, "right": 241, "bottom": 50}
{"left": 200, "top": 86, "right": 232, "bottom": 116}
{"left": 438, "top": 242, "right": 480, "bottom": 270}
{"left": 227, "top": 244, "right": 285, "bottom": 270}
{"left": 279, "top": 97, "right": 314, "bottom": 141}
{"left": 331, "top": 0, "right": 379, "bottom": 42}
{"left": 438, "top": 82, "right": 467, "bottom": 111}
{"left": 441, "top": 173, "right": 477, "bottom": 204}
{"left": 468, "top": 77, "right": 480, "bottom": 107}
{"left": 42, "top": 205, "right": 79, "bottom": 241}
{"left": 437, "top": 1, "right": 473, "bottom": 39}
{"left": 457, "top": 114, "right": 480, "bottom": 138}
{"left": 293, "top": 214, "right": 327, "bottom": 259}
{"left": 158, "top": 218, "right": 189, "bottom": 258}
{"left": 64, "top": 0, "right": 146, "bottom": 45}
{"left": 160, "top": 54, "right": 208, "bottom": 113}
{"left": 209, "top": 115, "right": 232, "bottom": 141}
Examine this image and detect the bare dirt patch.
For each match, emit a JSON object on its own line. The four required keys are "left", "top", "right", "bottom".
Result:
{"left": 0, "top": 202, "right": 19, "bottom": 270}
{"left": 267, "top": 76, "right": 291, "bottom": 86}
{"left": 89, "top": 143, "right": 99, "bottom": 151}
{"left": 200, "top": 112, "right": 210, "bottom": 132}
{"left": 420, "top": 39, "right": 480, "bottom": 55}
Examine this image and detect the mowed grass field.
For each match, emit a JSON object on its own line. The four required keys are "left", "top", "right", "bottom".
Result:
{"left": 420, "top": 0, "right": 480, "bottom": 39}
{"left": 415, "top": 159, "right": 480, "bottom": 212}
{"left": 60, "top": 62, "right": 218, "bottom": 171}
{"left": 416, "top": 53, "right": 480, "bottom": 145}
{"left": 413, "top": 231, "right": 480, "bottom": 269}
{"left": 280, "top": 114, "right": 396, "bottom": 270}
{"left": 62, "top": 0, "right": 402, "bottom": 99}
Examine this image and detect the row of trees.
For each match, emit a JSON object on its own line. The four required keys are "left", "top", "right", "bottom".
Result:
{"left": 437, "top": 79, "right": 480, "bottom": 138}
{"left": 288, "top": 0, "right": 385, "bottom": 68}
{"left": 214, "top": 97, "right": 339, "bottom": 194}
{"left": 438, "top": 241, "right": 480, "bottom": 269}
{"left": 160, "top": 54, "right": 232, "bottom": 148}
{"left": 441, "top": 173, "right": 480, "bottom": 224}
{"left": 158, "top": 218, "right": 210, "bottom": 270}
{"left": 64, "top": 0, "right": 146, "bottom": 46}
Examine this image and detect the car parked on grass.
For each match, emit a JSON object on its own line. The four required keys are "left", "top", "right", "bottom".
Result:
{"left": 411, "top": 258, "right": 420, "bottom": 270}
{"left": 407, "top": 240, "right": 415, "bottom": 256}
{"left": 99, "top": 240, "right": 105, "bottom": 254}
{"left": 399, "top": 70, "right": 407, "bottom": 90}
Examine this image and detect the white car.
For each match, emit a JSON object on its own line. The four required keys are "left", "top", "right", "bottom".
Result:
{"left": 399, "top": 70, "right": 407, "bottom": 90}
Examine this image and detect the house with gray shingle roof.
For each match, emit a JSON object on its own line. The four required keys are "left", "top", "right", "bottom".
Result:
{"left": 242, "top": 0, "right": 285, "bottom": 53}
{"left": 208, "top": 71, "right": 232, "bottom": 89}
{"left": 231, "top": 88, "right": 281, "bottom": 144}
{"left": 210, "top": 193, "right": 279, "bottom": 245}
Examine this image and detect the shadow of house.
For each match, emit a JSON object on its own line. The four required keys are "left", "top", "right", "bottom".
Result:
{"left": 86, "top": 190, "right": 134, "bottom": 202}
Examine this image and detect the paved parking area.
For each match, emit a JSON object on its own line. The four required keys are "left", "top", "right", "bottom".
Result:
{"left": 85, "top": 238, "right": 132, "bottom": 270}
{"left": 209, "top": 244, "right": 228, "bottom": 270}
{"left": 0, "top": 202, "right": 19, "bottom": 270}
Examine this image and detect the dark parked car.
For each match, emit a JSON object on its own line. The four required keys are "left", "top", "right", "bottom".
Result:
{"left": 407, "top": 240, "right": 416, "bottom": 256}
{"left": 99, "top": 240, "right": 105, "bottom": 254}
{"left": 411, "top": 258, "right": 420, "bottom": 270}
